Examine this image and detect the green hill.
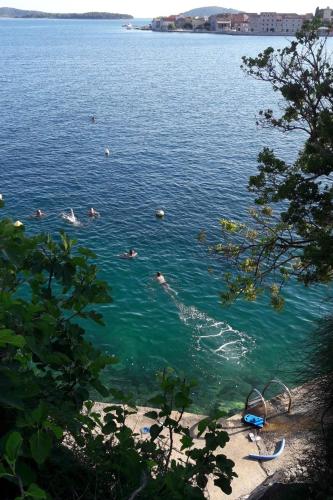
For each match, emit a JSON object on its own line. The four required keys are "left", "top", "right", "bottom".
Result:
{"left": 182, "top": 6, "right": 240, "bottom": 16}
{"left": 0, "top": 7, "right": 133, "bottom": 19}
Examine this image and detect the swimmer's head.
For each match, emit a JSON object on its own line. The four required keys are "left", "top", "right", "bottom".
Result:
{"left": 156, "top": 272, "right": 161, "bottom": 277}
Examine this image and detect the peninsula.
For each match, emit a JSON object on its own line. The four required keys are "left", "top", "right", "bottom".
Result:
{"left": 0, "top": 7, "right": 133, "bottom": 19}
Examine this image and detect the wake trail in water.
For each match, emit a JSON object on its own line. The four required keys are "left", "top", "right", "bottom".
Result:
{"left": 168, "top": 293, "right": 253, "bottom": 363}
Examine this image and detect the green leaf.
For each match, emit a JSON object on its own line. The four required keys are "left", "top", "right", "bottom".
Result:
{"left": 197, "top": 418, "right": 210, "bottom": 436}
{"left": 174, "top": 391, "right": 192, "bottom": 408}
{"left": 149, "top": 424, "right": 163, "bottom": 440}
{"left": 180, "top": 434, "right": 193, "bottom": 450}
{"left": 5, "top": 431, "right": 23, "bottom": 464}
{"left": 44, "top": 421, "right": 63, "bottom": 440}
{"left": 84, "top": 400, "right": 94, "bottom": 412}
{"left": 91, "top": 379, "right": 109, "bottom": 397}
{"left": 103, "top": 420, "right": 117, "bottom": 434}
{"left": 26, "top": 483, "right": 47, "bottom": 499}
{"left": 29, "top": 431, "right": 52, "bottom": 465}
{"left": 205, "top": 431, "right": 229, "bottom": 451}
{"left": 87, "top": 310, "right": 105, "bottom": 325}
{"left": 148, "top": 395, "right": 165, "bottom": 406}
{"left": 144, "top": 411, "right": 158, "bottom": 420}
{"left": 31, "top": 401, "right": 48, "bottom": 424}
{"left": 0, "top": 329, "right": 26, "bottom": 348}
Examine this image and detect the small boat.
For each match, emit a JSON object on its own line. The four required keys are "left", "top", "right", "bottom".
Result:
{"left": 248, "top": 438, "right": 285, "bottom": 461}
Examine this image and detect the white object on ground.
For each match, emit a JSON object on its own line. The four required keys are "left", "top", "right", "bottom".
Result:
{"left": 248, "top": 432, "right": 261, "bottom": 442}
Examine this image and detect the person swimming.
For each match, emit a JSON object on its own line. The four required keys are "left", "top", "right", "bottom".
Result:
{"left": 60, "top": 208, "right": 80, "bottom": 225}
{"left": 128, "top": 249, "right": 137, "bottom": 258}
{"left": 34, "top": 209, "right": 45, "bottom": 218}
{"left": 88, "top": 207, "right": 100, "bottom": 217}
{"left": 155, "top": 272, "right": 178, "bottom": 296}
{"left": 121, "top": 249, "right": 138, "bottom": 259}
{"left": 91, "top": 115, "right": 96, "bottom": 123}
{"left": 156, "top": 272, "right": 167, "bottom": 285}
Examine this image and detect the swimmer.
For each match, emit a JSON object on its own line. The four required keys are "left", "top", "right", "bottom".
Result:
{"left": 120, "top": 249, "right": 138, "bottom": 259}
{"left": 60, "top": 208, "right": 80, "bottom": 225}
{"left": 34, "top": 209, "right": 45, "bottom": 218}
{"left": 155, "top": 272, "right": 177, "bottom": 296}
{"left": 156, "top": 272, "right": 167, "bottom": 285}
{"left": 88, "top": 207, "right": 100, "bottom": 218}
{"left": 127, "top": 249, "right": 138, "bottom": 258}
{"left": 91, "top": 115, "right": 96, "bottom": 123}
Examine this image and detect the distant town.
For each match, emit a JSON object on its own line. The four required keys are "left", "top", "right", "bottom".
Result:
{"left": 151, "top": 6, "right": 333, "bottom": 36}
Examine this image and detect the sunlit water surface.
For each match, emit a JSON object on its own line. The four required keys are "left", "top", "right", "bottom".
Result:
{"left": 1, "top": 19, "right": 332, "bottom": 412}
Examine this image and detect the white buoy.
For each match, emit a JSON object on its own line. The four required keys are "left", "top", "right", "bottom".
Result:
{"left": 0, "top": 194, "right": 3, "bottom": 200}
{"left": 13, "top": 220, "right": 23, "bottom": 227}
{"left": 155, "top": 209, "right": 165, "bottom": 218}
{"left": 105, "top": 148, "right": 110, "bottom": 156}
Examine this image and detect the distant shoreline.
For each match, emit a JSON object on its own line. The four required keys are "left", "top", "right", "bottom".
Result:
{"left": 0, "top": 17, "right": 133, "bottom": 20}
{"left": 0, "top": 8, "right": 133, "bottom": 20}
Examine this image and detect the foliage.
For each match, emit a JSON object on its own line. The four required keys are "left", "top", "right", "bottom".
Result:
{"left": 209, "top": 22, "right": 333, "bottom": 308}
{"left": 0, "top": 210, "right": 236, "bottom": 499}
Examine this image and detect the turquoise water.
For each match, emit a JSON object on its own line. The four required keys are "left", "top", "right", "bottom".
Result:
{"left": 1, "top": 19, "right": 331, "bottom": 412}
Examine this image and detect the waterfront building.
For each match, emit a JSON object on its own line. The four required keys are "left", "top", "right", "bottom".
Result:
{"left": 152, "top": 15, "right": 176, "bottom": 31}
{"left": 209, "top": 13, "right": 232, "bottom": 32}
{"left": 151, "top": 18, "right": 161, "bottom": 31}
{"left": 192, "top": 16, "right": 208, "bottom": 30}
{"left": 248, "top": 12, "right": 313, "bottom": 34}
{"left": 230, "top": 13, "right": 250, "bottom": 32}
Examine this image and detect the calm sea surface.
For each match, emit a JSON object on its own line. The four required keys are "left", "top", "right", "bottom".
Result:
{"left": 1, "top": 19, "right": 332, "bottom": 412}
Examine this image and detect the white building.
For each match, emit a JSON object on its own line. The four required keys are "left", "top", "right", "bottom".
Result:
{"left": 248, "top": 12, "right": 313, "bottom": 34}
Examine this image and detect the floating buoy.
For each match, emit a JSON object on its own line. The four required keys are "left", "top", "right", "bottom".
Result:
{"left": 13, "top": 220, "right": 23, "bottom": 227}
{"left": 155, "top": 209, "right": 165, "bottom": 218}
{"left": 0, "top": 194, "right": 3, "bottom": 200}
{"left": 105, "top": 148, "right": 110, "bottom": 156}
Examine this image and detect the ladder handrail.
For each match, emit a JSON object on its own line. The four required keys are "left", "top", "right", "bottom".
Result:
{"left": 244, "top": 388, "right": 267, "bottom": 418}
{"left": 262, "top": 379, "right": 292, "bottom": 413}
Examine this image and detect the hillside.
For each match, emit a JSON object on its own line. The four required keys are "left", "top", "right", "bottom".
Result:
{"left": 182, "top": 6, "right": 240, "bottom": 16}
{"left": 0, "top": 7, "right": 133, "bottom": 19}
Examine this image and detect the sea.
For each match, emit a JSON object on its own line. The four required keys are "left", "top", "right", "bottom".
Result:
{"left": 1, "top": 18, "right": 332, "bottom": 413}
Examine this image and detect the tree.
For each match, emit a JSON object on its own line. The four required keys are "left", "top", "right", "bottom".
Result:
{"left": 210, "top": 22, "right": 333, "bottom": 309}
{"left": 204, "top": 22, "right": 333, "bottom": 496}
{"left": 0, "top": 207, "right": 236, "bottom": 499}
